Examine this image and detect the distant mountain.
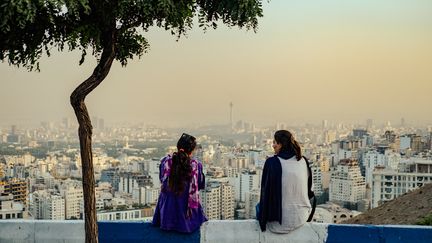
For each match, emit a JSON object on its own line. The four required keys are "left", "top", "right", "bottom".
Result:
{"left": 344, "top": 183, "right": 432, "bottom": 225}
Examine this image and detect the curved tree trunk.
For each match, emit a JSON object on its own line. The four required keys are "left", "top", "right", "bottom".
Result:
{"left": 70, "top": 30, "right": 116, "bottom": 243}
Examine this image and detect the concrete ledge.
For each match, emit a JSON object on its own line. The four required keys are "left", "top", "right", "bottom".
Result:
{"left": 35, "top": 220, "right": 84, "bottom": 243}
{"left": 0, "top": 220, "right": 431, "bottom": 243}
{"left": 202, "top": 220, "right": 260, "bottom": 243}
{"left": 202, "top": 220, "right": 328, "bottom": 243}
{"left": 260, "top": 223, "right": 329, "bottom": 243}
{"left": 0, "top": 220, "right": 34, "bottom": 242}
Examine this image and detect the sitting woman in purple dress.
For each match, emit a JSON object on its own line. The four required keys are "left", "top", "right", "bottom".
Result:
{"left": 152, "top": 133, "right": 207, "bottom": 233}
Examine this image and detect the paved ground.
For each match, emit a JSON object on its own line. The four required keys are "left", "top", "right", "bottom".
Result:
{"left": 344, "top": 183, "right": 432, "bottom": 225}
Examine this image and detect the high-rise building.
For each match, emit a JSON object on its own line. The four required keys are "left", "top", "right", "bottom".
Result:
{"left": 32, "top": 190, "right": 65, "bottom": 220}
{"left": 353, "top": 129, "right": 368, "bottom": 139}
{"left": 223, "top": 166, "right": 239, "bottom": 178}
{"left": 329, "top": 159, "right": 366, "bottom": 207}
{"left": 220, "top": 183, "right": 235, "bottom": 220}
{"left": 100, "top": 168, "right": 121, "bottom": 191}
{"left": 400, "top": 135, "right": 411, "bottom": 150}
{"left": 118, "top": 172, "right": 153, "bottom": 194}
{"left": 201, "top": 182, "right": 220, "bottom": 220}
{"left": 384, "top": 151, "right": 401, "bottom": 171}
{"left": 237, "top": 170, "right": 260, "bottom": 202}
{"left": 0, "top": 178, "right": 28, "bottom": 207}
{"left": 244, "top": 189, "right": 260, "bottom": 219}
{"left": 400, "top": 134, "right": 424, "bottom": 154}
{"left": 227, "top": 156, "right": 249, "bottom": 170}
{"left": 248, "top": 149, "right": 266, "bottom": 168}
{"left": 6, "top": 125, "right": 20, "bottom": 143}
{"left": 411, "top": 135, "right": 423, "bottom": 154}
{"left": 201, "top": 181, "right": 234, "bottom": 220}
{"left": 311, "top": 162, "right": 323, "bottom": 196}
{"left": 428, "top": 132, "right": 432, "bottom": 150}
{"left": 339, "top": 138, "right": 364, "bottom": 150}
{"left": 132, "top": 186, "right": 160, "bottom": 205}
{"left": 144, "top": 187, "right": 159, "bottom": 205}
{"left": 61, "top": 187, "right": 83, "bottom": 219}
{"left": 384, "top": 130, "right": 397, "bottom": 143}
{"left": 363, "top": 150, "right": 385, "bottom": 186}
{"left": 0, "top": 164, "right": 5, "bottom": 178}
{"left": 338, "top": 149, "right": 356, "bottom": 162}
{"left": 147, "top": 159, "right": 161, "bottom": 189}
{"left": 323, "top": 130, "right": 337, "bottom": 145}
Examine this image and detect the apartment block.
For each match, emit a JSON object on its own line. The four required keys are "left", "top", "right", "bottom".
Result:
{"left": 371, "top": 159, "right": 432, "bottom": 208}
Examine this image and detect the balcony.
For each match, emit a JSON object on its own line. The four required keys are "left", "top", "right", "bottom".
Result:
{"left": 0, "top": 220, "right": 431, "bottom": 243}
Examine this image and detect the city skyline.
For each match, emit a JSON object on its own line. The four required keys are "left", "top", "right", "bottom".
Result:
{"left": 1, "top": 116, "right": 432, "bottom": 223}
{"left": 1, "top": 0, "right": 432, "bottom": 127}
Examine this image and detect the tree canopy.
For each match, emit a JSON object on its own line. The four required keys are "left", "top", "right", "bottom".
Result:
{"left": 1, "top": 0, "right": 263, "bottom": 70}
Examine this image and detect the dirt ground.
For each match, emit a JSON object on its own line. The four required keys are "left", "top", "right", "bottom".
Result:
{"left": 344, "top": 183, "right": 432, "bottom": 225}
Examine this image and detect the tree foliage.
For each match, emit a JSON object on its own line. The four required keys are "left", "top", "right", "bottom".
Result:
{"left": 1, "top": 0, "right": 264, "bottom": 70}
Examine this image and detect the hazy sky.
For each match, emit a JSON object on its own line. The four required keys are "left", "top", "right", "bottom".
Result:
{"left": 1, "top": 0, "right": 432, "bottom": 127}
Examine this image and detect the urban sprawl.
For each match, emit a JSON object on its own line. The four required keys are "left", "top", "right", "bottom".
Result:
{"left": 1, "top": 118, "right": 431, "bottom": 224}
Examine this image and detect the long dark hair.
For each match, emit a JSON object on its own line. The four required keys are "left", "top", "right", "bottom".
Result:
{"left": 274, "top": 130, "right": 302, "bottom": 161}
{"left": 168, "top": 133, "right": 197, "bottom": 194}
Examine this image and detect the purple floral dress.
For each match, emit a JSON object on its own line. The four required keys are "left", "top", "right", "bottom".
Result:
{"left": 152, "top": 155, "right": 207, "bottom": 233}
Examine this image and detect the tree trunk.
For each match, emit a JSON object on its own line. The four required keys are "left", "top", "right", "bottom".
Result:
{"left": 70, "top": 31, "right": 116, "bottom": 243}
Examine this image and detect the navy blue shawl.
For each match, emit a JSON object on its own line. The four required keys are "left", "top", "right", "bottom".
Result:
{"left": 257, "top": 151, "right": 295, "bottom": 232}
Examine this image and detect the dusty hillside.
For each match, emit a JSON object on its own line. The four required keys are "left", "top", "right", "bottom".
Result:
{"left": 344, "top": 183, "right": 432, "bottom": 225}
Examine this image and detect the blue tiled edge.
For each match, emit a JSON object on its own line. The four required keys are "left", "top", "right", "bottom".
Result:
{"left": 326, "top": 224, "right": 381, "bottom": 243}
{"left": 381, "top": 225, "right": 432, "bottom": 243}
{"left": 98, "top": 221, "right": 200, "bottom": 243}
{"left": 326, "top": 224, "right": 432, "bottom": 243}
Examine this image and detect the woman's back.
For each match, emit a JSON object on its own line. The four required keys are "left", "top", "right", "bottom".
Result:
{"left": 267, "top": 156, "right": 311, "bottom": 233}
{"left": 152, "top": 155, "right": 207, "bottom": 233}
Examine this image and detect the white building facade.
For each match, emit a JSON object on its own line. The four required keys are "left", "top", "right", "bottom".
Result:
{"left": 32, "top": 190, "right": 65, "bottom": 220}
{"left": 61, "top": 187, "right": 83, "bottom": 219}
{"left": 201, "top": 181, "right": 234, "bottom": 220}
{"left": 329, "top": 159, "right": 366, "bottom": 205}
{"left": 371, "top": 159, "right": 432, "bottom": 208}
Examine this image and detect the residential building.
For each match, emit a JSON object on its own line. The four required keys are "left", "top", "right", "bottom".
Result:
{"left": 32, "top": 190, "right": 65, "bottom": 220}
{"left": 201, "top": 180, "right": 234, "bottom": 220}
{"left": 0, "top": 194, "right": 25, "bottom": 219}
{"left": 329, "top": 159, "right": 366, "bottom": 208}
{"left": 61, "top": 187, "right": 83, "bottom": 219}
{"left": 371, "top": 159, "right": 432, "bottom": 208}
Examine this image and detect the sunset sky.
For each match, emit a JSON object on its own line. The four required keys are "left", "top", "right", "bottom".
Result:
{"left": 1, "top": 0, "right": 431, "bottom": 127}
